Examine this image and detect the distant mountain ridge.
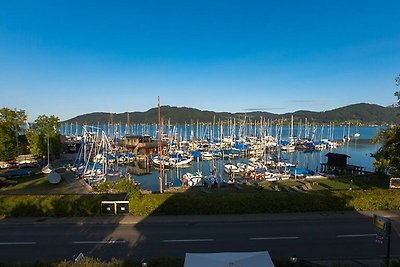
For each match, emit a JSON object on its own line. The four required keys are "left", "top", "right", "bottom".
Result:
{"left": 63, "top": 103, "right": 400, "bottom": 125}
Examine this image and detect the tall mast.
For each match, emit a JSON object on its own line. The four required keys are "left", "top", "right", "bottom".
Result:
{"left": 157, "top": 96, "right": 163, "bottom": 193}
{"left": 290, "top": 115, "right": 294, "bottom": 142}
{"left": 126, "top": 112, "right": 130, "bottom": 136}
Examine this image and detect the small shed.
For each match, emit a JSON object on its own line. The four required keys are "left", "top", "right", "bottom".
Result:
{"left": 123, "top": 135, "right": 153, "bottom": 147}
{"left": 325, "top": 153, "right": 350, "bottom": 167}
{"left": 320, "top": 152, "right": 365, "bottom": 175}
{"left": 119, "top": 135, "right": 167, "bottom": 155}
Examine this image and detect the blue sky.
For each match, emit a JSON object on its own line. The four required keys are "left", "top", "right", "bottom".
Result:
{"left": 1, "top": 1, "right": 399, "bottom": 121}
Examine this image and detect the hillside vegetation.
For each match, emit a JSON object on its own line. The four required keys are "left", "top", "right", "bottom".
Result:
{"left": 63, "top": 103, "right": 400, "bottom": 125}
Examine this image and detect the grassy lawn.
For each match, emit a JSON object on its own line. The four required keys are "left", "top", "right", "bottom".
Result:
{"left": 0, "top": 168, "right": 389, "bottom": 196}
{"left": 310, "top": 179, "right": 355, "bottom": 190}
{"left": 307, "top": 175, "right": 389, "bottom": 191}
{"left": 0, "top": 170, "right": 80, "bottom": 195}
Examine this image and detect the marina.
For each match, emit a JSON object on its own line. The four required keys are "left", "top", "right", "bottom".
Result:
{"left": 64, "top": 121, "right": 382, "bottom": 192}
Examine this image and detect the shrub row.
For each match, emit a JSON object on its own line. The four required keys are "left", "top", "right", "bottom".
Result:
{"left": 129, "top": 189, "right": 400, "bottom": 216}
{"left": 0, "top": 195, "right": 101, "bottom": 217}
{"left": 93, "top": 178, "right": 141, "bottom": 200}
{"left": 1, "top": 189, "right": 400, "bottom": 217}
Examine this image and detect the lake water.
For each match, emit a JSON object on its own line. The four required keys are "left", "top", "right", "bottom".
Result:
{"left": 129, "top": 139, "right": 380, "bottom": 192}
{"left": 61, "top": 123, "right": 384, "bottom": 142}
{"left": 65, "top": 124, "right": 384, "bottom": 191}
{"left": 127, "top": 124, "right": 382, "bottom": 191}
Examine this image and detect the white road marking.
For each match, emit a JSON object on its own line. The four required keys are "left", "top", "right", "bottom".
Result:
{"left": 0, "top": 242, "right": 37, "bottom": 245}
{"left": 162, "top": 239, "right": 214, "bottom": 243}
{"left": 336, "top": 234, "right": 376, "bottom": 238}
{"left": 72, "top": 240, "right": 126, "bottom": 244}
{"left": 249, "top": 236, "right": 299, "bottom": 240}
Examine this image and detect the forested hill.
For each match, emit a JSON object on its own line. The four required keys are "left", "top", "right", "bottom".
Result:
{"left": 63, "top": 103, "right": 400, "bottom": 125}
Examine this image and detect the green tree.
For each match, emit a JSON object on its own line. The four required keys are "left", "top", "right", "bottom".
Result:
{"left": 372, "top": 126, "right": 400, "bottom": 175}
{"left": 26, "top": 115, "right": 62, "bottom": 159}
{"left": 395, "top": 74, "right": 400, "bottom": 107}
{"left": 0, "top": 108, "right": 27, "bottom": 161}
{"left": 372, "top": 74, "right": 400, "bottom": 175}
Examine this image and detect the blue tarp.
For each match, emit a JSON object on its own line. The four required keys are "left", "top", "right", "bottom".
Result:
{"left": 287, "top": 167, "right": 315, "bottom": 175}
{"left": 191, "top": 150, "right": 202, "bottom": 158}
{"left": 234, "top": 142, "right": 249, "bottom": 150}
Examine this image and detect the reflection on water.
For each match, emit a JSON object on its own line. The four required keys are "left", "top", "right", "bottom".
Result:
{"left": 124, "top": 139, "right": 380, "bottom": 192}
{"left": 281, "top": 139, "right": 379, "bottom": 173}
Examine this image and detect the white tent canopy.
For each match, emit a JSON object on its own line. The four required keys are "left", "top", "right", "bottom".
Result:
{"left": 184, "top": 251, "right": 275, "bottom": 267}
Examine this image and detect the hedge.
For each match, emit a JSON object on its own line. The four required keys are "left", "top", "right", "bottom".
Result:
{"left": 0, "top": 195, "right": 102, "bottom": 217}
{"left": 129, "top": 189, "right": 400, "bottom": 216}
{"left": 1, "top": 189, "right": 400, "bottom": 217}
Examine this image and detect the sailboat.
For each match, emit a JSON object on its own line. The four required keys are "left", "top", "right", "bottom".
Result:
{"left": 41, "top": 134, "right": 52, "bottom": 174}
{"left": 42, "top": 134, "right": 62, "bottom": 184}
{"left": 354, "top": 121, "right": 361, "bottom": 138}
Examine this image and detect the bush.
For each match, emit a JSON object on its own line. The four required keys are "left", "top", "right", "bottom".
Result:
{"left": 343, "top": 189, "right": 400, "bottom": 210}
{"left": 129, "top": 189, "right": 400, "bottom": 216}
{"left": 93, "top": 178, "right": 141, "bottom": 200}
{"left": 0, "top": 195, "right": 102, "bottom": 217}
{"left": 1, "top": 189, "right": 400, "bottom": 217}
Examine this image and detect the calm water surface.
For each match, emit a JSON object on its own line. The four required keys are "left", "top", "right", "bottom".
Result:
{"left": 129, "top": 138, "right": 380, "bottom": 192}
{"left": 68, "top": 124, "right": 382, "bottom": 191}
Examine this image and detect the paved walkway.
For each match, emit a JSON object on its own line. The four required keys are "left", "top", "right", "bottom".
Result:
{"left": 60, "top": 171, "right": 92, "bottom": 194}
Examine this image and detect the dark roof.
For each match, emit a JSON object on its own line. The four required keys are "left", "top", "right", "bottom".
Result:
{"left": 325, "top": 152, "right": 351, "bottom": 158}
{"left": 100, "top": 193, "right": 129, "bottom": 201}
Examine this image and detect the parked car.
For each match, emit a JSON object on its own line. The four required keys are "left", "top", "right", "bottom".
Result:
{"left": 4, "top": 169, "right": 32, "bottom": 178}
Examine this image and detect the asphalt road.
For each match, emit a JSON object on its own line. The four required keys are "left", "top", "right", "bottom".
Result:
{"left": 0, "top": 214, "right": 399, "bottom": 263}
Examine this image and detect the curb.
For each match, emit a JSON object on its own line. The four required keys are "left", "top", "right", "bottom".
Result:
{"left": 1, "top": 210, "right": 399, "bottom": 226}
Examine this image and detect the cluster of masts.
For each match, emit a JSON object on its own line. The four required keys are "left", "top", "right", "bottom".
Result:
{"left": 61, "top": 116, "right": 360, "bottom": 145}
{"left": 65, "top": 117, "right": 360, "bottom": 188}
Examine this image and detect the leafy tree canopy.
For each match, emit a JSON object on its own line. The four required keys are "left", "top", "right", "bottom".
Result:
{"left": 26, "top": 115, "right": 62, "bottom": 159}
{"left": 372, "top": 74, "right": 400, "bottom": 176}
{"left": 0, "top": 108, "right": 27, "bottom": 161}
{"left": 372, "top": 126, "right": 400, "bottom": 175}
